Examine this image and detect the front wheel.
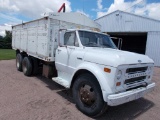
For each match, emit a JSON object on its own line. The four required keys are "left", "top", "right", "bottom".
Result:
{"left": 72, "top": 73, "right": 107, "bottom": 117}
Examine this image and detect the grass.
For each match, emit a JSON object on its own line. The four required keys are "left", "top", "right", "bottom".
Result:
{"left": 0, "top": 49, "right": 16, "bottom": 60}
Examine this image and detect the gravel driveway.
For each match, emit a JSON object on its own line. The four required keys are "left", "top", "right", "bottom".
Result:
{"left": 0, "top": 60, "right": 159, "bottom": 120}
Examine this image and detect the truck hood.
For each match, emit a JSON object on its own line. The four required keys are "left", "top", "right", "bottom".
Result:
{"left": 83, "top": 47, "right": 154, "bottom": 67}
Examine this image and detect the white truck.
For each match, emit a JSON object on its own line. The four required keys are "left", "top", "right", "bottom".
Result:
{"left": 12, "top": 12, "right": 155, "bottom": 117}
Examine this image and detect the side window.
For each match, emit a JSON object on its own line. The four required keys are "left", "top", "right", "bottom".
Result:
{"left": 64, "top": 32, "right": 79, "bottom": 46}
{"left": 80, "top": 37, "right": 89, "bottom": 45}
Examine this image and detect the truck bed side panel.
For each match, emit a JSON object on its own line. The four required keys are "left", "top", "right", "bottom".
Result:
{"left": 12, "top": 18, "right": 53, "bottom": 61}
{"left": 15, "top": 30, "right": 21, "bottom": 49}
{"left": 37, "top": 24, "right": 48, "bottom": 57}
{"left": 27, "top": 27, "right": 37, "bottom": 54}
{"left": 20, "top": 29, "right": 27, "bottom": 51}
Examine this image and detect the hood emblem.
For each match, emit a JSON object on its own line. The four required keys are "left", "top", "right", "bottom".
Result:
{"left": 138, "top": 60, "right": 142, "bottom": 63}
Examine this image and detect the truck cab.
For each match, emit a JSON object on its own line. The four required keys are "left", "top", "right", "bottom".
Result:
{"left": 54, "top": 29, "right": 155, "bottom": 116}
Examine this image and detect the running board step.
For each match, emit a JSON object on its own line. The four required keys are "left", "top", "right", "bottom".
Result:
{"left": 52, "top": 77, "right": 70, "bottom": 88}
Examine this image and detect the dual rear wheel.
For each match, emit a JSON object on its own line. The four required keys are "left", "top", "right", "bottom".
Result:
{"left": 22, "top": 57, "right": 32, "bottom": 76}
{"left": 16, "top": 53, "right": 38, "bottom": 76}
{"left": 16, "top": 53, "right": 23, "bottom": 71}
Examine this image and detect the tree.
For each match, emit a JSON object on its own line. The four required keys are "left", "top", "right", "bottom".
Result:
{"left": 4, "top": 31, "right": 12, "bottom": 43}
{"left": 0, "top": 35, "right": 3, "bottom": 48}
{"left": 0, "top": 31, "right": 12, "bottom": 49}
{"left": 0, "top": 35, "right": 3, "bottom": 40}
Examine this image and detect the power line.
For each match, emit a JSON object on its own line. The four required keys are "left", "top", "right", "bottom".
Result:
{"left": 124, "top": 0, "right": 145, "bottom": 12}
{"left": 0, "top": 13, "right": 21, "bottom": 23}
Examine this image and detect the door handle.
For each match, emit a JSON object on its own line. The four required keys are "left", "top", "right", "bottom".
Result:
{"left": 77, "top": 57, "right": 82, "bottom": 60}
{"left": 57, "top": 49, "right": 61, "bottom": 52}
{"left": 68, "top": 47, "right": 75, "bottom": 50}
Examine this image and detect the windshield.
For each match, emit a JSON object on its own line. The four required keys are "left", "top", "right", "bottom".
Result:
{"left": 78, "top": 31, "right": 117, "bottom": 49}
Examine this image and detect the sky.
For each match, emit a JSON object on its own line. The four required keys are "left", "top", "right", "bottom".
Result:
{"left": 0, "top": 0, "right": 160, "bottom": 36}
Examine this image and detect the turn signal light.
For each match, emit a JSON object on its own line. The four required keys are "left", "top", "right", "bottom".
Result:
{"left": 116, "top": 82, "right": 121, "bottom": 86}
{"left": 104, "top": 68, "right": 111, "bottom": 73}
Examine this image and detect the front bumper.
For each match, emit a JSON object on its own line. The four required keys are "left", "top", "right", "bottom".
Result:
{"left": 107, "top": 82, "right": 155, "bottom": 106}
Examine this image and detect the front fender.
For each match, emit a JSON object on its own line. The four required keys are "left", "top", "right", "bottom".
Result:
{"left": 71, "top": 62, "right": 116, "bottom": 96}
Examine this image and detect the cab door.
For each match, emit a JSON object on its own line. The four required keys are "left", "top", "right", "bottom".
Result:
{"left": 55, "top": 31, "right": 79, "bottom": 75}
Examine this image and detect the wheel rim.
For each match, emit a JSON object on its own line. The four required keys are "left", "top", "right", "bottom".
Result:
{"left": 79, "top": 84, "right": 96, "bottom": 107}
{"left": 22, "top": 61, "right": 27, "bottom": 73}
{"left": 16, "top": 57, "right": 20, "bottom": 68}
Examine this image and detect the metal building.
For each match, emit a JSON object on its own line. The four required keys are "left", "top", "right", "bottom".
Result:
{"left": 95, "top": 10, "right": 160, "bottom": 67}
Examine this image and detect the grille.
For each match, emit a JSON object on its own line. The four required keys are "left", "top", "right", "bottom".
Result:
{"left": 124, "top": 76, "right": 146, "bottom": 84}
{"left": 126, "top": 67, "right": 148, "bottom": 74}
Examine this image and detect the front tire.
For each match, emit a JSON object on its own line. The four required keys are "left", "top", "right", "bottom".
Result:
{"left": 22, "top": 57, "right": 32, "bottom": 76}
{"left": 72, "top": 73, "right": 107, "bottom": 117}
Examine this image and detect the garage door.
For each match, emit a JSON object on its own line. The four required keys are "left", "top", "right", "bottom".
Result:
{"left": 108, "top": 32, "right": 147, "bottom": 54}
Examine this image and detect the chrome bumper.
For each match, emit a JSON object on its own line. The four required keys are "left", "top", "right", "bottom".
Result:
{"left": 107, "top": 83, "right": 155, "bottom": 106}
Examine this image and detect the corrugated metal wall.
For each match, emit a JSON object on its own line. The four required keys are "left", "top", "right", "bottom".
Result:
{"left": 95, "top": 11, "right": 160, "bottom": 32}
{"left": 146, "top": 32, "right": 160, "bottom": 66}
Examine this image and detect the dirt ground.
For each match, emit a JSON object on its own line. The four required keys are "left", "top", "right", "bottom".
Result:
{"left": 0, "top": 60, "right": 160, "bottom": 120}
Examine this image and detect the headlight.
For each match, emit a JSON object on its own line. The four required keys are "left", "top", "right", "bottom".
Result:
{"left": 148, "top": 66, "right": 152, "bottom": 73}
{"left": 117, "top": 70, "right": 122, "bottom": 80}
